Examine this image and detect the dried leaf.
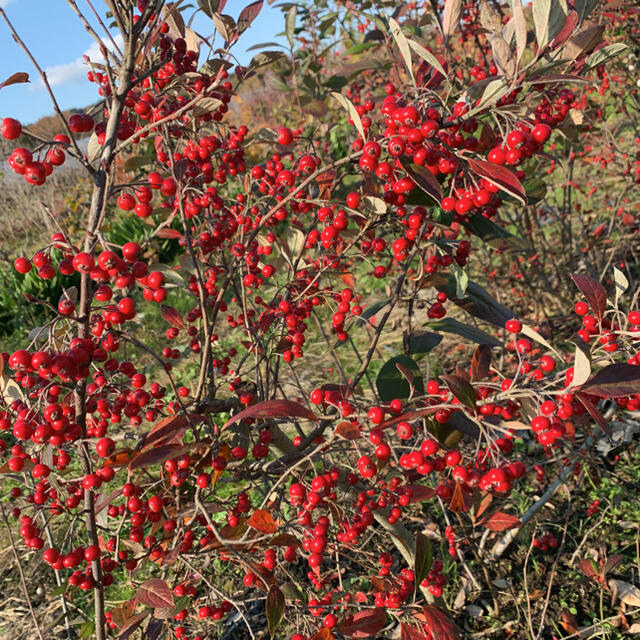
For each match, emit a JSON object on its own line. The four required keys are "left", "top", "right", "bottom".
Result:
{"left": 609, "top": 580, "right": 640, "bottom": 607}
{"left": 137, "top": 578, "right": 174, "bottom": 609}
{"left": 0, "top": 71, "right": 29, "bottom": 90}
{"left": 442, "top": 0, "right": 463, "bottom": 42}
{"left": 478, "top": 511, "right": 521, "bottom": 531}
{"left": 389, "top": 18, "right": 415, "bottom": 85}
{"left": 331, "top": 92, "right": 366, "bottom": 141}
{"left": 248, "top": 509, "right": 278, "bottom": 534}
{"left": 512, "top": 0, "right": 527, "bottom": 63}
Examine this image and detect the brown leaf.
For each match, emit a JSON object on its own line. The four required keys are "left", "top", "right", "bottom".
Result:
{"left": 237, "top": 0, "right": 263, "bottom": 34}
{"left": 337, "top": 608, "right": 387, "bottom": 638}
{"left": 309, "top": 628, "right": 334, "bottom": 640}
{"left": 269, "top": 533, "right": 300, "bottom": 548}
{"left": 449, "top": 482, "right": 471, "bottom": 513}
{"left": 405, "top": 485, "right": 436, "bottom": 503}
{"left": 137, "top": 578, "right": 174, "bottom": 609}
{"left": 578, "top": 558, "right": 598, "bottom": 579}
{"left": 0, "top": 71, "right": 30, "bottom": 90}
{"left": 335, "top": 421, "right": 361, "bottom": 440}
{"left": 222, "top": 399, "right": 317, "bottom": 429}
{"left": 470, "top": 344, "right": 491, "bottom": 381}
{"left": 491, "top": 34, "right": 516, "bottom": 76}
{"left": 468, "top": 157, "right": 526, "bottom": 204}
{"left": 571, "top": 273, "right": 607, "bottom": 320}
{"left": 142, "top": 413, "right": 204, "bottom": 449}
{"left": 563, "top": 23, "right": 604, "bottom": 59}
{"left": 247, "top": 509, "right": 278, "bottom": 534}
{"left": 478, "top": 511, "right": 521, "bottom": 531}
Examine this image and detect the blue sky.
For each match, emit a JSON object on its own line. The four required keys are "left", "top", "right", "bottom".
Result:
{"left": 0, "top": 0, "right": 288, "bottom": 124}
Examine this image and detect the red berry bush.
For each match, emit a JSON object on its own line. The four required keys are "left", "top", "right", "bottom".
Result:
{"left": 1, "top": 0, "right": 639, "bottom": 639}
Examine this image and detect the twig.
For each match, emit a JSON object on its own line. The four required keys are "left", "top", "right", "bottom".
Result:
{"left": 0, "top": 502, "right": 46, "bottom": 640}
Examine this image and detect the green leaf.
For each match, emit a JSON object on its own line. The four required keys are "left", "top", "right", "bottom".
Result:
{"left": 463, "top": 214, "right": 530, "bottom": 253}
{"left": 389, "top": 17, "right": 415, "bottom": 85}
{"left": 266, "top": 585, "right": 285, "bottom": 636}
{"left": 285, "top": 5, "right": 297, "bottom": 48}
{"left": 345, "top": 41, "right": 378, "bottom": 55}
{"left": 406, "top": 330, "right": 443, "bottom": 354}
{"left": 323, "top": 75, "right": 348, "bottom": 90}
{"left": 585, "top": 43, "right": 628, "bottom": 70}
{"left": 376, "top": 355, "right": 424, "bottom": 401}
{"left": 414, "top": 532, "right": 433, "bottom": 588}
{"left": 431, "top": 276, "right": 515, "bottom": 328}
{"left": 452, "top": 263, "right": 469, "bottom": 298}
{"left": 426, "top": 317, "right": 501, "bottom": 346}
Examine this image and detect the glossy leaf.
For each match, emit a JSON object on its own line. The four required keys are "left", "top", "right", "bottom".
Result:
{"left": 248, "top": 509, "right": 278, "bottom": 534}
{"left": 427, "top": 317, "right": 501, "bottom": 346}
{"left": 414, "top": 532, "right": 433, "bottom": 588}
{"left": 400, "top": 159, "right": 442, "bottom": 204}
{"left": 585, "top": 43, "right": 628, "bottom": 70}
{"left": 478, "top": 511, "right": 521, "bottom": 531}
{"left": 467, "top": 157, "right": 526, "bottom": 204}
{"left": 137, "top": 578, "right": 174, "bottom": 609}
{"left": 463, "top": 214, "right": 529, "bottom": 253}
{"left": 406, "top": 330, "right": 443, "bottom": 354}
{"left": 578, "top": 363, "right": 640, "bottom": 398}
{"left": 571, "top": 273, "right": 606, "bottom": 320}
{"left": 222, "top": 399, "right": 317, "bottom": 430}
{"left": 441, "top": 375, "right": 476, "bottom": 410}
{"left": 337, "top": 608, "right": 387, "bottom": 638}
{"left": 376, "top": 355, "right": 424, "bottom": 401}
{"left": 266, "top": 584, "right": 285, "bottom": 636}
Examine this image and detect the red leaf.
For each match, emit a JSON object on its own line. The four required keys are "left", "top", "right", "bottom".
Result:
{"left": 136, "top": 578, "right": 174, "bottom": 609}
{"left": 577, "top": 363, "right": 640, "bottom": 398}
{"left": 416, "top": 605, "right": 461, "bottom": 640}
{"left": 269, "top": 533, "right": 300, "bottom": 548}
{"left": 237, "top": 0, "right": 263, "bottom": 33}
{"left": 578, "top": 558, "right": 598, "bottom": 579}
{"left": 335, "top": 421, "right": 361, "bottom": 440}
{"left": 337, "top": 608, "right": 386, "bottom": 638}
{"left": 574, "top": 392, "right": 611, "bottom": 434}
{"left": 401, "top": 623, "right": 429, "bottom": 640}
{"left": 128, "top": 444, "right": 185, "bottom": 471}
{"left": 571, "top": 273, "right": 607, "bottom": 320}
{"left": 156, "top": 228, "right": 183, "bottom": 239}
{"left": 551, "top": 10, "right": 579, "bottom": 49}
{"left": 478, "top": 511, "right": 521, "bottom": 531}
{"left": 405, "top": 485, "right": 436, "bottom": 503}
{"left": 222, "top": 399, "right": 318, "bottom": 430}
{"left": 400, "top": 159, "right": 442, "bottom": 204}
{"left": 0, "top": 71, "right": 30, "bottom": 90}
{"left": 441, "top": 375, "right": 476, "bottom": 410}
{"left": 161, "top": 305, "right": 186, "bottom": 329}
{"left": 247, "top": 509, "right": 278, "bottom": 534}
{"left": 142, "top": 413, "right": 204, "bottom": 449}
{"left": 118, "top": 610, "right": 151, "bottom": 640}
{"left": 468, "top": 157, "right": 526, "bottom": 204}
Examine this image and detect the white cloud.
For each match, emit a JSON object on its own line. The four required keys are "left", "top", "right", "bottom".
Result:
{"left": 42, "top": 34, "right": 124, "bottom": 88}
